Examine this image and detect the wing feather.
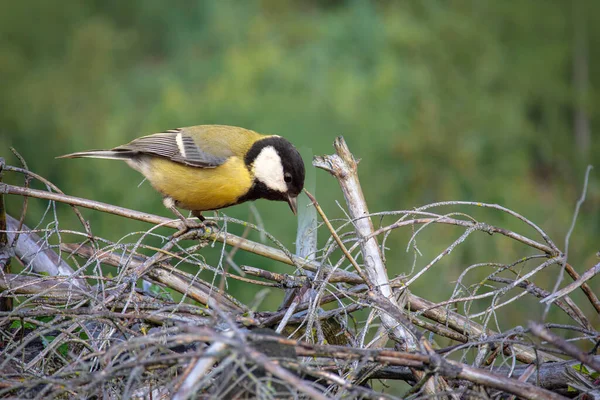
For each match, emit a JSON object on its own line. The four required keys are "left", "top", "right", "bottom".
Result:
{"left": 114, "top": 129, "right": 228, "bottom": 168}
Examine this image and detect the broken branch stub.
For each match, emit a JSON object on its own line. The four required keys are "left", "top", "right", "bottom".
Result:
{"left": 313, "top": 136, "right": 418, "bottom": 349}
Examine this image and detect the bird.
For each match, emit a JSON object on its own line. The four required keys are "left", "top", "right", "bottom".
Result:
{"left": 59, "top": 125, "right": 305, "bottom": 231}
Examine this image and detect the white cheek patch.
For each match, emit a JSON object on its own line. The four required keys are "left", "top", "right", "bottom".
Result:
{"left": 253, "top": 146, "right": 287, "bottom": 192}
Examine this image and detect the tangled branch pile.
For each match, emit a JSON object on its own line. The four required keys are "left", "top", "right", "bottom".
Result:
{"left": 0, "top": 139, "right": 598, "bottom": 399}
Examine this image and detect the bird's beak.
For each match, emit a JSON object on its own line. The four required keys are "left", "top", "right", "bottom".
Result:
{"left": 287, "top": 195, "right": 298, "bottom": 215}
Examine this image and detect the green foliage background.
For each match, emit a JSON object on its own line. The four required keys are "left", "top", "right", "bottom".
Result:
{"left": 1, "top": 1, "right": 599, "bottom": 323}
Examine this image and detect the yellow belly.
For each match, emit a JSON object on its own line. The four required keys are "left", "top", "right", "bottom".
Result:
{"left": 144, "top": 157, "right": 253, "bottom": 211}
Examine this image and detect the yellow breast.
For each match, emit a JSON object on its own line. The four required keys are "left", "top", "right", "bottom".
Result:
{"left": 144, "top": 157, "right": 253, "bottom": 211}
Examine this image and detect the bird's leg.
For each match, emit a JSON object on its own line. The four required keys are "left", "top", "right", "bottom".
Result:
{"left": 190, "top": 210, "right": 205, "bottom": 222}
{"left": 192, "top": 210, "right": 219, "bottom": 229}
{"left": 163, "top": 198, "right": 204, "bottom": 237}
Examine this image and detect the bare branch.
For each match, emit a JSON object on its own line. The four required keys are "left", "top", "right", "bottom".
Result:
{"left": 6, "top": 214, "right": 88, "bottom": 290}
{"left": 314, "top": 137, "right": 418, "bottom": 349}
{"left": 529, "top": 322, "right": 600, "bottom": 373}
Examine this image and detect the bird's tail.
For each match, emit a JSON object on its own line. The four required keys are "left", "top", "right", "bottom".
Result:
{"left": 57, "top": 149, "right": 134, "bottom": 160}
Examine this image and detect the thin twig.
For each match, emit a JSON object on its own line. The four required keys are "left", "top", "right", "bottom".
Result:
{"left": 545, "top": 165, "right": 593, "bottom": 319}
{"left": 0, "top": 182, "right": 363, "bottom": 283}
{"left": 529, "top": 322, "right": 600, "bottom": 372}
{"left": 305, "top": 190, "right": 370, "bottom": 286}
{"left": 541, "top": 262, "right": 600, "bottom": 305}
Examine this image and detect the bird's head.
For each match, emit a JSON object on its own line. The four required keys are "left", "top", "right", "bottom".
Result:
{"left": 245, "top": 136, "right": 305, "bottom": 214}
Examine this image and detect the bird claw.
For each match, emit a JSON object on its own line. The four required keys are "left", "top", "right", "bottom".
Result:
{"left": 172, "top": 219, "right": 219, "bottom": 239}
{"left": 202, "top": 219, "right": 220, "bottom": 230}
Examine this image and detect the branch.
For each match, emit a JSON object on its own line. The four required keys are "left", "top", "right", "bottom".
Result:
{"left": 6, "top": 214, "right": 88, "bottom": 290}
{"left": 0, "top": 158, "right": 10, "bottom": 311}
{"left": 60, "top": 243, "right": 245, "bottom": 313}
{"left": 374, "top": 356, "right": 600, "bottom": 391}
{"left": 313, "top": 137, "right": 418, "bottom": 349}
{"left": 542, "top": 262, "right": 600, "bottom": 306}
{"left": 0, "top": 182, "right": 362, "bottom": 284}
{"left": 529, "top": 322, "right": 600, "bottom": 372}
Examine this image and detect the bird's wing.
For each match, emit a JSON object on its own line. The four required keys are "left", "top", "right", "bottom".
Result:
{"left": 114, "top": 128, "right": 229, "bottom": 168}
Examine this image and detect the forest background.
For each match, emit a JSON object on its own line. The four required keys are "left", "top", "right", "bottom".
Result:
{"left": 1, "top": 0, "right": 598, "bottom": 326}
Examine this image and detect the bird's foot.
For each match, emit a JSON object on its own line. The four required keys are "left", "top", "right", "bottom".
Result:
{"left": 164, "top": 203, "right": 220, "bottom": 239}
{"left": 202, "top": 219, "right": 220, "bottom": 230}
{"left": 173, "top": 219, "right": 202, "bottom": 238}
{"left": 172, "top": 218, "right": 219, "bottom": 239}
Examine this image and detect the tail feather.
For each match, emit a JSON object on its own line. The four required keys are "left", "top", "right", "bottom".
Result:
{"left": 57, "top": 150, "right": 134, "bottom": 161}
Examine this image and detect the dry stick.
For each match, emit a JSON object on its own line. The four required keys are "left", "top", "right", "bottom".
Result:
{"left": 418, "top": 257, "right": 563, "bottom": 314}
{"left": 307, "top": 352, "right": 566, "bottom": 400}
{"left": 545, "top": 165, "right": 593, "bottom": 320}
{"left": 241, "top": 265, "right": 308, "bottom": 288}
{"left": 407, "top": 294, "right": 562, "bottom": 363}
{"left": 372, "top": 215, "right": 598, "bottom": 313}
{"left": 5, "top": 164, "right": 95, "bottom": 245}
{"left": 6, "top": 152, "right": 33, "bottom": 250}
{"left": 376, "top": 216, "right": 600, "bottom": 313}
{"left": 0, "top": 307, "right": 211, "bottom": 327}
{"left": 0, "top": 274, "right": 90, "bottom": 303}
{"left": 377, "top": 356, "right": 600, "bottom": 390}
{"left": 244, "top": 334, "right": 566, "bottom": 400}
{"left": 25, "top": 319, "right": 565, "bottom": 400}
{"left": 260, "top": 284, "right": 370, "bottom": 327}
{"left": 61, "top": 243, "right": 245, "bottom": 313}
{"left": 0, "top": 183, "right": 362, "bottom": 284}
{"left": 6, "top": 215, "right": 88, "bottom": 290}
{"left": 222, "top": 215, "right": 252, "bottom": 277}
{"left": 291, "top": 364, "right": 391, "bottom": 400}
{"left": 172, "top": 333, "right": 232, "bottom": 400}
{"left": 0, "top": 159, "right": 11, "bottom": 311}
{"left": 370, "top": 216, "right": 554, "bottom": 255}
{"left": 262, "top": 278, "right": 557, "bottom": 364}
{"left": 489, "top": 276, "right": 593, "bottom": 332}
{"left": 405, "top": 313, "right": 468, "bottom": 343}
{"left": 406, "top": 199, "right": 599, "bottom": 313}
{"left": 541, "top": 262, "right": 600, "bottom": 306}
{"left": 261, "top": 280, "right": 554, "bottom": 364}
{"left": 285, "top": 302, "right": 365, "bottom": 325}
{"left": 0, "top": 309, "right": 211, "bottom": 337}
{"left": 413, "top": 200, "right": 559, "bottom": 252}
{"left": 314, "top": 137, "right": 456, "bottom": 398}
{"left": 313, "top": 138, "right": 417, "bottom": 349}
{"left": 128, "top": 229, "right": 198, "bottom": 279}
{"left": 310, "top": 209, "right": 597, "bottom": 337}
{"left": 305, "top": 190, "right": 371, "bottom": 286}
{"left": 563, "top": 262, "right": 600, "bottom": 314}
{"left": 64, "top": 241, "right": 280, "bottom": 292}
{"left": 277, "top": 188, "right": 318, "bottom": 334}
{"left": 275, "top": 288, "right": 304, "bottom": 334}
{"left": 141, "top": 242, "right": 284, "bottom": 288}
{"left": 529, "top": 322, "right": 600, "bottom": 373}
{"left": 102, "top": 231, "right": 199, "bottom": 316}
{"left": 255, "top": 271, "right": 560, "bottom": 363}
{"left": 508, "top": 364, "right": 538, "bottom": 400}
{"left": 238, "top": 344, "right": 329, "bottom": 400}
{"left": 24, "top": 319, "right": 84, "bottom": 370}
{"left": 448, "top": 360, "right": 568, "bottom": 400}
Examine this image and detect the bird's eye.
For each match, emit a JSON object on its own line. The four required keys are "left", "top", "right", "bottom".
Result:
{"left": 284, "top": 172, "right": 292, "bottom": 183}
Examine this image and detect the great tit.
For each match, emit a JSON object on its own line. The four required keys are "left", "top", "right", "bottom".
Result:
{"left": 59, "top": 125, "right": 305, "bottom": 224}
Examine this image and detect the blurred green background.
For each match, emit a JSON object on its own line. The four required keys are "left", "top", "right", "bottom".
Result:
{"left": 1, "top": 1, "right": 599, "bottom": 324}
